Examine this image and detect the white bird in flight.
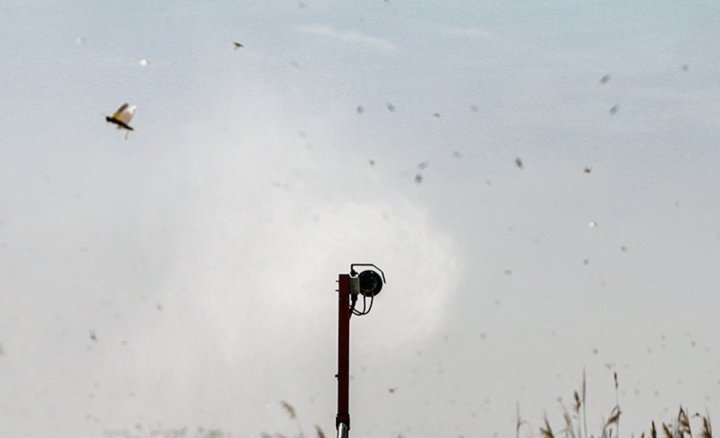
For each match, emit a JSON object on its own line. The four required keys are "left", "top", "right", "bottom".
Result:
{"left": 105, "top": 103, "right": 136, "bottom": 139}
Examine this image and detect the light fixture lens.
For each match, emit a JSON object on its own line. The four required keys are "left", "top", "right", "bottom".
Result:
{"left": 358, "top": 270, "right": 383, "bottom": 297}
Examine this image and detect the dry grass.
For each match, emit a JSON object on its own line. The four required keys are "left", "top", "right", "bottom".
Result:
{"left": 700, "top": 415, "right": 713, "bottom": 438}
{"left": 540, "top": 415, "right": 555, "bottom": 438}
{"left": 280, "top": 401, "right": 296, "bottom": 419}
{"left": 314, "top": 424, "right": 326, "bottom": 438}
{"left": 525, "top": 372, "right": 713, "bottom": 438}
{"left": 104, "top": 374, "right": 713, "bottom": 438}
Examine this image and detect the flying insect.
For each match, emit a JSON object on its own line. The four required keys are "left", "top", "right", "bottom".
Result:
{"left": 105, "top": 103, "right": 136, "bottom": 139}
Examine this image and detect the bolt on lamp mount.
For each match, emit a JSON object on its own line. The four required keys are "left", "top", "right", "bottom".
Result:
{"left": 335, "top": 263, "right": 386, "bottom": 438}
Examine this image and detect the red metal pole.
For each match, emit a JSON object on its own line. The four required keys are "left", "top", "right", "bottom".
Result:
{"left": 336, "top": 274, "right": 351, "bottom": 434}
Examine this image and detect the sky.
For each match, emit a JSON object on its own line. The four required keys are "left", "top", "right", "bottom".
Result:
{"left": 1, "top": 1, "right": 720, "bottom": 437}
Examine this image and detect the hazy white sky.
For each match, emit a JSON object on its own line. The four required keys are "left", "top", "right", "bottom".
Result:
{"left": 1, "top": 1, "right": 719, "bottom": 437}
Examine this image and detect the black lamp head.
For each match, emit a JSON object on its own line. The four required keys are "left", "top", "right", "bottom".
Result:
{"left": 349, "top": 263, "right": 386, "bottom": 297}
{"left": 357, "top": 270, "right": 383, "bottom": 297}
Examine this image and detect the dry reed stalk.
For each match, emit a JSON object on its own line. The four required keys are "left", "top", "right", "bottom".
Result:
{"left": 279, "top": 400, "right": 304, "bottom": 438}
{"left": 700, "top": 414, "right": 713, "bottom": 438}
{"left": 516, "top": 402, "right": 529, "bottom": 438}
{"left": 540, "top": 415, "right": 555, "bottom": 438}
{"left": 570, "top": 391, "right": 583, "bottom": 438}
{"left": 280, "top": 401, "right": 296, "bottom": 419}
{"left": 531, "top": 373, "right": 714, "bottom": 438}
{"left": 314, "top": 424, "right": 326, "bottom": 438}
{"left": 613, "top": 372, "right": 620, "bottom": 438}
{"left": 678, "top": 407, "right": 691, "bottom": 436}
{"left": 661, "top": 423, "right": 673, "bottom": 438}
{"left": 582, "top": 370, "right": 588, "bottom": 438}
{"left": 573, "top": 391, "right": 581, "bottom": 414}
{"left": 613, "top": 372, "right": 618, "bottom": 392}
{"left": 559, "top": 401, "right": 577, "bottom": 438}
{"left": 605, "top": 406, "right": 621, "bottom": 428}
{"left": 600, "top": 405, "right": 621, "bottom": 438}
{"left": 516, "top": 402, "right": 521, "bottom": 438}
